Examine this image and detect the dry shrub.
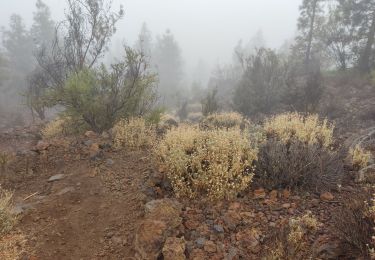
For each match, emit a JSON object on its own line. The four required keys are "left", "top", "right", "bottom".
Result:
{"left": 0, "top": 188, "right": 16, "bottom": 236}
{"left": 255, "top": 138, "right": 343, "bottom": 191}
{"left": 154, "top": 125, "right": 258, "bottom": 200}
{"left": 349, "top": 145, "right": 372, "bottom": 170}
{"left": 264, "top": 112, "right": 334, "bottom": 148}
{"left": 200, "top": 112, "right": 250, "bottom": 130}
{"left": 0, "top": 187, "right": 24, "bottom": 260}
{"left": 0, "top": 153, "right": 10, "bottom": 171}
{"left": 266, "top": 212, "right": 319, "bottom": 260}
{"left": 41, "top": 116, "right": 88, "bottom": 139}
{"left": 0, "top": 233, "right": 26, "bottom": 260}
{"left": 113, "top": 117, "right": 156, "bottom": 149}
{"left": 333, "top": 191, "right": 374, "bottom": 257}
{"left": 156, "top": 114, "right": 179, "bottom": 135}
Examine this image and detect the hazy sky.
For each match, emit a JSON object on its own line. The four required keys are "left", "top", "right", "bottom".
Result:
{"left": 0, "top": 0, "right": 301, "bottom": 81}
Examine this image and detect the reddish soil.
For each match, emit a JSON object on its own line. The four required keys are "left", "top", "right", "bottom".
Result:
{"left": 0, "top": 125, "right": 374, "bottom": 259}
{"left": 1, "top": 131, "right": 153, "bottom": 259}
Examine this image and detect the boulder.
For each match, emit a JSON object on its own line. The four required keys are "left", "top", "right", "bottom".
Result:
{"left": 134, "top": 219, "right": 168, "bottom": 259}
{"left": 320, "top": 192, "right": 334, "bottom": 202}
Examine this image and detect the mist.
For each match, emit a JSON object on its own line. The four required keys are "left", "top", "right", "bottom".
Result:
{"left": 0, "top": 0, "right": 301, "bottom": 84}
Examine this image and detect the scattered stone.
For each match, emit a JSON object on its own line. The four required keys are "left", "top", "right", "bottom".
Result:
{"left": 111, "top": 236, "right": 123, "bottom": 245}
{"left": 282, "top": 189, "right": 291, "bottom": 199}
{"left": 84, "top": 131, "right": 97, "bottom": 139}
{"left": 83, "top": 140, "right": 94, "bottom": 147}
{"left": 311, "top": 198, "right": 320, "bottom": 207}
{"left": 57, "top": 187, "right": 75, "bottom": 196}
{"left": 162, "top": 237, "right": 186, "bottom": 260}
{"left": 185, "top": 220, "right": 200, "bottom": 230}
{"left": 213, "top": 224, "right": 224, "bottom": 233}
{"left": 106, "top": 159, "right": 114, "bottom": 166}
{"left": 195, "top": 237, "right": 206, "bottom": 248}
{"left": 223, "top": 210, "right": 242, "bottom": 231}
{"left": 269, "top": 190, "right": 278, "bottom": 201}
{"left": 89, "top": 143, "right": 101, "bottom": 159}
{"left": 235, "top": 228, "right": 261, "bottom": 254}
{"left": 254, "top": 188, "right": 266, "bottom": 199}
{"left": 282, "top": 203, "right": 291, "bottom": 209}
{"left": 320, "top": 192, "right": 334, "bottom": 201}
{"left": 204, "top": 240, "right": 217, "bottom": 253}
{"left": 34, "top": 140, "right": 50, "bottom": 151}
{"left": 11, "top": 203, "right": 34, "bottom": 215}
{"left": 101, "top": 131, "right": 110, "bottom": 139}
{"left": 48, "top": 174, "right": 65, "bottom": 182}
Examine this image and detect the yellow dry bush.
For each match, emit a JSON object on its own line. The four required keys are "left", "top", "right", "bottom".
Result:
{"left": 0, "top": 233, "right": 26, "bottom": 260}
{"left": 349, "top": 145, "right": 372, "bottom": 169}
{"left": 41, "top": 117, "right": 67, "bottom": 139}
{"left": 0, "top": 188, "right": 16, "bottom": 236}
{"left": 266, "top": 212, "right": 319, "bottom": 260}
{"left": 264, "top": 112, "right": 334, "bottom": 148}
{"left": 155, "top": 125, "right": 258, "bottom": 200}
{"left": 200, "top": 112, "right": 250, "bottom": 130}
{"left": 113, "top": 117, "right": 156, "bottom": 149}
{"left": 0, "top": 152, "right": 10, "bottom": 170}
{"left": 41, "top": 116, "right": 87, "bottom": 139}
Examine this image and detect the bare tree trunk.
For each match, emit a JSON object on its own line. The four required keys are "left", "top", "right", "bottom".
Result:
{"left": 305, "top": 0, "right": 318, "bottom": 66}
{"left": 359, "top": 11, "right": 375, "bottom": 73}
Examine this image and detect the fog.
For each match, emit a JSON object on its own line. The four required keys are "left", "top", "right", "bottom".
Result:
{"left": 0, "top": 0, "right": 301, "bottom": 82}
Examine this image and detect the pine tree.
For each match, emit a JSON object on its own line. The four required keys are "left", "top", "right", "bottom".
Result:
{"left": 153, "top": 30, "right": 184, "bottom": 107}
{"left": 294, "top": 0, "right": 326, "bottom": 65}
{"left": 2, "top": 14, "right": 34, "bottom": 74}
{"left": 135, "top": 22, "right": 153, "bottom": 58}
{"left": 30, "top": 0, "right": 55, "bottom": 50}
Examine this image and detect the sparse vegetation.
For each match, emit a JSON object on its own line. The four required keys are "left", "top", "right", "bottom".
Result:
{"left": 0, "top": 187, "right": 16, "bottom": 236}
{"left": 201, "top": 88, "right": 219, "bottom": 116}
{"left": 2, "top": 0, "right": 375, "bottom": 259}
{"left": 155, "top": 125, "right": 258, "bottom": 199}
{"left": 349, "top": 145, "right": 372, "bottom": 170}
{"left": 113, "top": 117, "right": 156, "bottom": 149}
{"left": 334, "top": 192, "right": 374, "bottom": 257}
{"left": 0, "top": 153, "right": 10, "bottom": 171}
{"left": 256, "top": 137, "right": 342, "bottom": 191}
{"left": 200, "top": 112, "right": 250, "bottom": 130}
{"left": 263, "top": 112, "right": 334, "bottom": 148}
{"left": 41, "top": 116, "right": 88, "bottom": 139}
{"left": 266, "top": 212, "right": 320, "bottom": 260}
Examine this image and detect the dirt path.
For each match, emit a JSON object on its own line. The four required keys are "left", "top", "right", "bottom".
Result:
{"left": 1, "top": 133, "right": 153, "bottom": 259}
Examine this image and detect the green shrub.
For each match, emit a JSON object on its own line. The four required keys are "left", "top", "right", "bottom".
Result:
{"left": 50, "top": 47, "right": 157, "bottom": 133}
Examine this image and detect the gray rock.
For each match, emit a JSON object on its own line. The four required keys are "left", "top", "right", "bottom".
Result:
{"left": 213, "top": 224, "right": 224, "bottom": 233}
{"left": 106, "top": 159, "right": 114, "bottom": 166}
{"left": 11, "top": 203, "right": 34, "bottom": 215}
{"left": 83, "top": 140, "right": 94, "bottom": 146}
{"left": 195, "top": 237, "right": 206, "bottom": 248}
{"left": 57, "top": 187, "right": 75, "bottom": 196}
{"left": 48, "top": 174, "right": 65, "bottom": 182}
